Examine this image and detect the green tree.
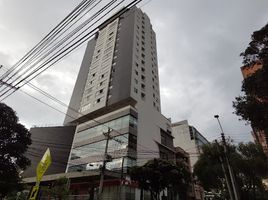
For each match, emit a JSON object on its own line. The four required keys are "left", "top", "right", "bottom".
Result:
{"left": 0, "top": 103, "right": 31, "bottom": 198}
{"left": 233, "top": 23, "right": 268, "bottom": 132}
{"left": 234, "top": 142, "right": 268, "bottom": 199}
{"left": 47, "top": 177, "right": 69, "bottom": 200}
{"left": 193, "top": 143, "right": 227, "bottom": 191}
{"left": 194, "top": 141, "right": 268, "bottom": 200}
{"left": 130, "top": 158, "right": 190, "bottom": 200}
{"left": 5, "top": 189, "right": 28, "bottom": 200}
{"left": 130, "top": 166, "right": 149, "bottom": 200}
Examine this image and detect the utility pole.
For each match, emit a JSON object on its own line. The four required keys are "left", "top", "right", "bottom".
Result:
{"left": 215, "top": 140, "right": 234, "bottom": 200}
{"left": 98, "top": 128, "right": 112, "bottom": 200}
{"left": 119, "top": 156, "right": 125, "bottom": 200}
{"left": 214, "top": 115, "right": 240, "bottom": 200}
{"left": 221, "top": 133, "right": 240, "bottom": 200}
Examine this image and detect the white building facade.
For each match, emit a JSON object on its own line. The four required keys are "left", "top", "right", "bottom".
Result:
{"left": 172, "top": 120, "right": 209, "bottom": 172}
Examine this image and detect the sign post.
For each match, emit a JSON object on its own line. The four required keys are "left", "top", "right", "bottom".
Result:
{"left": 28, "top": 148, "right": 52, "bottom": 200}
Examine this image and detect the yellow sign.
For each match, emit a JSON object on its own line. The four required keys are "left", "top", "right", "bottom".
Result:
{"left": 28, "top": 185, "right": 39, "bottom": 200}
{"left": 36, "top": 148, "right": 52, "bottom": 182}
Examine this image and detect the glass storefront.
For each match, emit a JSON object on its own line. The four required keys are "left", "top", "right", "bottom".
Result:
{"left": 68, "top": 157, "right": 136, "bottom": 172}
{"left": 67, "top": 115, "right": 137, "bottom": 172}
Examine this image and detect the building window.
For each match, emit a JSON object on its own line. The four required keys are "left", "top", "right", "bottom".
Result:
{"left": 141, "top": 92, "right": 145, "bottom": 100}
{"left": 141, "top": 60, "right": 145, "bottom": 65}
{"left": 141, "top": 67, "right": 145, "bottom": 72}
{"left": 135, "top": 70, "right": 138, "bottom": 76}
{"left": 135, "top": 62, "right": 139, "bottom": 67}
{"left": 141, "top": 75, "right": 145, "bottom": 81}
{"left": 135, "top": 79, "right": 138, "bottom": 84}
{"left": 141, "top": 83, "right": 145, "bottom": 90}
{"left": 141, "top": 47, "right": 145, "bottom": 52}
{"left": 189, "top": 127, "right": 194, "bottom": 140}
{"left": 141, "top": 53, "right": 145, "bottom": 58}
{"left": 134, "top": 88, "right": 138, "bottom": 93}
{"left": 160, "top": 151, "right": 168, "bottom": 160}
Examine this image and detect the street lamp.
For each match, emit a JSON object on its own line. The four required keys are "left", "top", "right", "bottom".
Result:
{"left": 214, "top": 115, "right": 240, "bottom": 200}
{"left": 214, "top": 115, "right": 224, "bottom": 134}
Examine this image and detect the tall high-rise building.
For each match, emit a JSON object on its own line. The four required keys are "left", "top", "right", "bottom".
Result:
{"left": 64, "top": 7, "right": 174, "bottom": 173}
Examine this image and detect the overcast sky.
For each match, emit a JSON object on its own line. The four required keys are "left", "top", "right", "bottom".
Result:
{"left": 0, "top": 0, "right": 267, "bottom": 143}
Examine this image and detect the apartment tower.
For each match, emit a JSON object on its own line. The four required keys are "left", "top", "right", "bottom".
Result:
{"left": 64, "top": 7, "right": 174, "bottom": 173}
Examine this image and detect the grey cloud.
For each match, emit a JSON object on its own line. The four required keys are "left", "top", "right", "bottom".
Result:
{"left": 1, "top": 0, "right": 267, "bottom": 143}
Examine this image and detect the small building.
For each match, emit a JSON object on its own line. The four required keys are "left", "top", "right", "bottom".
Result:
{"left": 172, "top": 120, "right": 209, "bottom": 172}
{"left": 23, "top": 125, "right": 76, "bottom": 177}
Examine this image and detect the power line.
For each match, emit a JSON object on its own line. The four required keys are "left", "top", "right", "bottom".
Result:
{"left": 0, "top": 0, "right": 143, "bottom": 100}
{"left": 0, "top": 0, "right": 93, "bottom": 81}
{"left": 0, "top": 0, "right": 164, "bottom": 156}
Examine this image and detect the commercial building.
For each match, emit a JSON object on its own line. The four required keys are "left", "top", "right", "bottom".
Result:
{"left": 23, "top": 6, "right": 177, "bottom": 200}
{"left": 64, "top": 6, "right": 174, "bottom": 175}
{"left": 172, "top": 120, "right": 209, "bottom": 171}
{"left": 21, "top": 5, "right": 212, "bottom": 199}
{"left": 23, "top": 5, "right": 173, "bottom": 174}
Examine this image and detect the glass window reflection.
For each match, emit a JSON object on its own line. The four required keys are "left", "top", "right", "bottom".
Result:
{"left": 70, "top": 134, "right": 129, "bottom": 160}
{"left": 74, "top": 115, "right": 135, "bottom": 143}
